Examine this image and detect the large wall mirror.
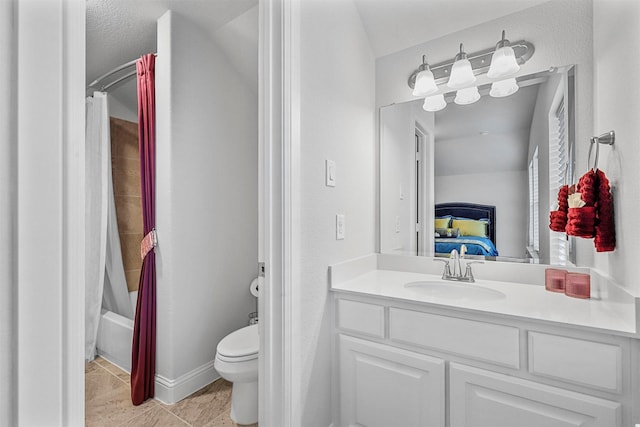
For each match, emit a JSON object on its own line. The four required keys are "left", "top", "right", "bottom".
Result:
{"left": 380, "top": 65, "right": 576, "bottom": 265}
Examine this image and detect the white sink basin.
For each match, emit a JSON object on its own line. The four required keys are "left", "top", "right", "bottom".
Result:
{"left": 404, "top": 280, "right": 506, "bottom": 302}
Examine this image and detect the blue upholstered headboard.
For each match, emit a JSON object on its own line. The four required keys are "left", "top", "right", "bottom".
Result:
{"left": 435, "top": 202, "right": 496, "bottom": 244}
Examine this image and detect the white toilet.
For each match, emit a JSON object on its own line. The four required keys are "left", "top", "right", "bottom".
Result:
{"left": 214, "top": 323, "right": 259, "bottom": 425}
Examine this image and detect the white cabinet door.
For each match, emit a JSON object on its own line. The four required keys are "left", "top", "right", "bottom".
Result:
{"left": 450, "top": 363, "right": 621, "bottom": 427}
{"left": 338, "top": 334, "right": 445, "bottom": 427}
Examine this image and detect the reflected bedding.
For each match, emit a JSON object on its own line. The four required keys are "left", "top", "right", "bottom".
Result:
{"left": 435, "top": 236, "right": 499, "bottom": 256}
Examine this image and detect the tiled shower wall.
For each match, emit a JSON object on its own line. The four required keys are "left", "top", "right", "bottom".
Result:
{"left": 110, "top": 117, "right": 142, "bottom": 292}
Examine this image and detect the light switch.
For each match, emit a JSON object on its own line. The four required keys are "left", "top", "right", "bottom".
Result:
{"left": 336, "top": 214, "right": 345, "bottom": 240}
{"left": 395, "top": 216, "right": 400, "bottom": 233}
{"left": 326, "top": 160, "right": 336, "bottom": 187}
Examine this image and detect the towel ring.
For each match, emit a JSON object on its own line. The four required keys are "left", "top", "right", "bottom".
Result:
{"left": 587, "top": 130, "right": 615, "bottom": 171}
{"left": 587, "top": 137, "right": 599, "bottom": 171}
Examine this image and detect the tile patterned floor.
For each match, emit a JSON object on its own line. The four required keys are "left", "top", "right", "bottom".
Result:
{"left": 86, "top": 357, "right": 258, "bottom": 427}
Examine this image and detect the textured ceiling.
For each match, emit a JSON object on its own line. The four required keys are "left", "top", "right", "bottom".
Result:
{"left": 86, "top": 0, "right": 257, "bottom": 83}
{"left": 87, "top": 0, "right": 550, "bottom": 114}
{"left": 86, "top": 0, "right": 258, "bottom": 114}
{"left": 353, "top": 0, "right": 551, "bottom": 58}
{"left": 87, "top": 0, "right": 550, "bottom": 85}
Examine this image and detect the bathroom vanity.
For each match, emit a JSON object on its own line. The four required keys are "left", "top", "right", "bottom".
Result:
{"left": 330, "top": 254, "right": 640, "bottom": 427}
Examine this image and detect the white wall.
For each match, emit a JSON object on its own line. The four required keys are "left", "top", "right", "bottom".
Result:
{"left": 108, "top": 79, "right": 139, "bottom": 123}
{"left": 212, "top": 5, "right": 259, "bottom": 96}
{"left": 296, "top": 0, "right": 376, "bottom": 424}
{"left": 156, "top": 11, "right": 258, "bottom": 399}
{"left": 592, "top": 0, "right": 640, "bottom": 295}
{"left": 436, "top": 171, "right": 528, "bottom": 258}
{"left": 376, "top": 0, "right": 593, "bottom": 110}
{"left": 0, "top": 1, "right": 17, "bottom": 425}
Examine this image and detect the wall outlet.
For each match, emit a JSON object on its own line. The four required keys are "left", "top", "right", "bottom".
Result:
{"left": 326, "top": 160, "right": 336, "bottom": 187}
{"left": 336, "top": 214, "right": 345, "bottom": 240}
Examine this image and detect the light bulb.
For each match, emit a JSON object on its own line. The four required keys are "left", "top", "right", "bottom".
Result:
{"left": 447, "top": 43, "right": 476, "bottom": 89}
{"left": 423, "top": 94, "right": 446, "bottom": 112}
{"left": 454, "top": 86, "right": 480, "bottom": 105}
{"left": 490, "top": 78, "right": 519, "bottom": 97}
{"left": 412, "top": 68, "right": 437, "bottom": 97}
{"left": 487, "top": 30, "right": 520, "bottom": 78}
{"left": 412, "top": 55, "right": 438, "bottom": 97}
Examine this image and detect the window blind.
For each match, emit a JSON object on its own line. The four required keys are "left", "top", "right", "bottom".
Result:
{"left": 549, "top": 96, "right": 568, "bottom": 263}
{"left": 528, "top": 147, "right": 539, "bottom": 253}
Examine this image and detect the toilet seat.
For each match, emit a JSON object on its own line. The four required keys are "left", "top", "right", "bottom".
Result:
{"left": 216, "top": 324, "right": 258, "bottom": 362}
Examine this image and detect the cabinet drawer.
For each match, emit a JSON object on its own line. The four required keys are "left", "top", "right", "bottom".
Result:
{"left": 528, "top": 331, "right": 623, "bottom": 393}
{"left": 339, "top": 335, "right": 445, "bottom": 427}
{"left": 389, "top": 308, "right": 520, "bottom": 368}
{"left": 336, "top": 299, "right": 385, "bottom": 338}
{"left": 450, "top": 363, "right": 621, "bottom": 427}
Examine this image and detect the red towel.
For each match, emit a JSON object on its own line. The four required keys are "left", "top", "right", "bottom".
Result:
{"left": 548, "top": 185, "right": 569, "bottom": 232}
{"left": 594, "top": 170, "right": 615, "bottom": 252}
{"left": 564, "top": 170, "right": 616, "bottom": 252}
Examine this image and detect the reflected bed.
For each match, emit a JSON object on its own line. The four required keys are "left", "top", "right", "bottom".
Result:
{"left": 435, "top": 202, "right": 498, "bottom": 256}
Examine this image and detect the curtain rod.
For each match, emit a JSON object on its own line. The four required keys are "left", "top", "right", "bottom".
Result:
{"left": 87, "top": 53, "right": 157, "bottom": 91}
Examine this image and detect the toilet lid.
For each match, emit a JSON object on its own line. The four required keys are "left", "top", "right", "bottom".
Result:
{"left": 217, "top": 324, "right": 259, "bottom": 358}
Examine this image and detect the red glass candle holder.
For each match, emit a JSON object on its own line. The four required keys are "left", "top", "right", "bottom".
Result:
{"left": 565, "top": 273, "right": 591, "bottom": 299}
{"left": 545, "top": 268, "right": 567, "bottom": 292}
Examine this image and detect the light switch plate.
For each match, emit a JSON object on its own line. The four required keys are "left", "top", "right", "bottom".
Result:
{"left": 336, "top": 214, "right": 345, "bottom": 240}
{"left": 326, "top": 160, "right": 336, "bottom": 187}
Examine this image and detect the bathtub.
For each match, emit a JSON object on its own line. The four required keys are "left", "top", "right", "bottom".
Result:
{"left": 95, "top": 291, "right": 138, "bottom": 372}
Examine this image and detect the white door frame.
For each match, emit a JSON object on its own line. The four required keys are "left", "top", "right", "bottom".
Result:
{"left": 258, "top": 0, "right": 297, "bottom": 426}
{"left": 0, "top": 1, "right": 17, "bottom": 424}
{"left": 414, "top": 125, "right": 428, "bottom": 256}
{"left": 30, "top": 0, "right": 295, "bottom": 425}
{"left": 11, "top": 0, "right": 86, "bottom": 424}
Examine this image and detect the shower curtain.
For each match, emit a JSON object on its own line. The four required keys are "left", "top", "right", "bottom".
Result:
{"left": 85, "top": 92, "right": 133, "bottom": 361}
{"left": 131, "top": 54, "right": 157, "bottom": 405}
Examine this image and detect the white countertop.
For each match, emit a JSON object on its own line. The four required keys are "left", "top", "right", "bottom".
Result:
{"left": 331, "top": 268, "right": 638, "bottom": 336}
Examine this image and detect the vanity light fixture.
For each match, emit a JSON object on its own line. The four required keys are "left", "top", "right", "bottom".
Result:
{"left": 487, "top": 30, "right": 520, "bottom": 79}
{"left": 447, "top": 44, "right": 476, "bottom": 89}
{"left": 412, "top": 55, "right": 438, "bottom": 97}
{"left": 454, "top": 86, "right": 481, "bottom": 105}
{"left": 407, "top": 32, "right": 534, "bottom": 112}
{"left": 490, "top": 78, "right": 519, "bottom": 98}
{"left": 423, "top": 94, "right": 447, "bottom": 112}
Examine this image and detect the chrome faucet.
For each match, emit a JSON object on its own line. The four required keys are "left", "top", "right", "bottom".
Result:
{"left": 463, "top": 261, "right": 484, "bottom": 283}
{"left": 450, "top": 249, "right": 462, "bottom": 277}
{"left": 433, "top": 245, "right": 484, "bottom": 283}
{"left": 433, "top": 258, "right": 452, "bottom": 280}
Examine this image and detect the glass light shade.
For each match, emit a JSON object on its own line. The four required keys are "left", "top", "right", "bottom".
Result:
{"left": 487, "top": 45, "right": 520, "bottom": 78}
{"left": 447, "top": 58, "right": 476, "bottom": 89}
{"left": 412, "top": 68, "right": 438, "bottom": 97}
{"left": 423, "top": 94, "right": 446, "bottom": 112}
{"left": 490, "top": 78, "right": 519, "bottom": 98}
{"left": 454, "top": 86, "right": 480, "bottom": 105}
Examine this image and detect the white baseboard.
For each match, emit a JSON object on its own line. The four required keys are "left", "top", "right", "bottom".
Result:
{"left": 154, "top": 360, "right": 220, "bottom": 405}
